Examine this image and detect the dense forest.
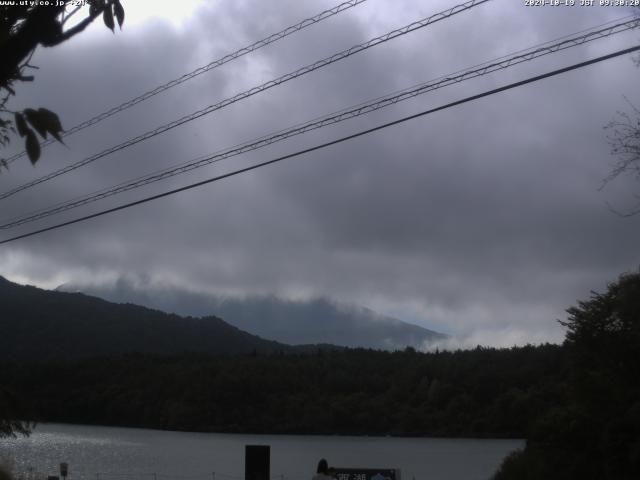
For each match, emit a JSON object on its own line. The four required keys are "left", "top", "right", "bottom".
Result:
{"left": 0, "top": 344, "right": 566, "bottom": 438}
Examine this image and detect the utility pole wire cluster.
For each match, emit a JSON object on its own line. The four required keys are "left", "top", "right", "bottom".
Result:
{"left": 2, "top": 17, "right": 637, "bottom": 229}
{"left": 1, "top": 45, "right": 638, "bottom": 246}
{"left": 4, "top": 0, "right": 369, "bottom": 165}
{"left": 0, "top": 0, "right": 492, "bottom": 201}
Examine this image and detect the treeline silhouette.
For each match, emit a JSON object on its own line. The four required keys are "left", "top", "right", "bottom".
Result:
{"left": 1, "top": 344, "right": 566, "bottom": 437}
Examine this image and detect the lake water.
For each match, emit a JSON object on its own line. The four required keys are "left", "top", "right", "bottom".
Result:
{"left": 0, "top": 424, "right": 522, "bottom": 480}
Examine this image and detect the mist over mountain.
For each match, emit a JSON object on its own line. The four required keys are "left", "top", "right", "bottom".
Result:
{"left": 0, "top": 276, "right": 298, "bottom": 361}
{"left": 58, "top": 277, "right": 446, "bottom": 350}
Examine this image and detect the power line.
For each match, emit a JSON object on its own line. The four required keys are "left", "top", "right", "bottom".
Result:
{"left": 2, "top": 17, "right": 637, "bottom": 229}
{"left": 1, "top": 44, "right": 637, "bottom": 246}
{"left": 4, "top": 0, "right": 369, "bottom": 165}
{"left": 0, "top": 0, "right": 492, "bottom": 201}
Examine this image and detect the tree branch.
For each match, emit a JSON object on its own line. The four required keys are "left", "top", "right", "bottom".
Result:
{"left": 61, "top": 5, "right": 83, "bottom": 26}
{"left": 55, "top": 6, "right": 104, "bottom": 44}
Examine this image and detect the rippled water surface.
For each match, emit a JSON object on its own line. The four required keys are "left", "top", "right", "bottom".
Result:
{"left": 0, "top": 424, "right": 522, "bottom": 480}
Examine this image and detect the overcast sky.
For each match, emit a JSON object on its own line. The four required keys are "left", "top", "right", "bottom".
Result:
{"left": 1, "top": 0, "right": 639, "bottom": 347}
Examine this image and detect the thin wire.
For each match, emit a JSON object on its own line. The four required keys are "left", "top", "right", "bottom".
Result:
{"left": 4, "top": 0, "right": 369, "bottom": 165}
{"left": 96, "top": 473, "right": 233, "bottom": 479}
{"left": 0, "top": 0, "right": 492, "bottom": 201}
{"left": 1, "top": 44, "right": 637, "bottom": 246}
{"left": 2, "top": 17, "right": 637, "bottom": 229}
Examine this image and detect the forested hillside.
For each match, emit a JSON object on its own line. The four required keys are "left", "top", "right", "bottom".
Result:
{"left": 0, "top": 276, "right": 295, "bottom": 359}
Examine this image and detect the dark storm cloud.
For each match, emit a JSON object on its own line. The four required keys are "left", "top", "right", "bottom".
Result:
{"left": 2, "top": 0, "right": 640, "bottom": 345}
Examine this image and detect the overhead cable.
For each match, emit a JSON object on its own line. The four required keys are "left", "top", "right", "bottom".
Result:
{"left": 0, "top": 0, "right": 492, "bottom": 201}
{"left": 1, "top": 44, "right": 638, "bottom": 246}
{"left": 2, "top": 17, "right": 637, "bottom": 229}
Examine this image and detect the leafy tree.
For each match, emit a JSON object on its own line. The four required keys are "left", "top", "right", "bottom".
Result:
{"left": 561, "top": 270, "right": 640, "bottom": 375}
{"left": 0, "top": 0, "right": 125, "bottom": 166}
{"left": 494, "top": 270, "right": 640, "bottom": 480}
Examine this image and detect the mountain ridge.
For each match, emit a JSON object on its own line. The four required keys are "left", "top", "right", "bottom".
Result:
{"left": 58, "top": 277, "right": 446, "bottom": 350}
{"left": 0, "top": 275, "right": 306, "bottom": 361}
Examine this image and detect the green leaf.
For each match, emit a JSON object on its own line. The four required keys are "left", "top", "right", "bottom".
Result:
{"left": 14, "top": 112, "right": 28, "bottom": 137}
{"left": 22, "top": 108, "right": 64, "bottom": 143}
{"left": 36, "top": 108, "right": 64, "bottom": 143}
{"left": 103, "top": 5, "right": 115, "bottom": 32}
{"left": 114, "top": 0, "right": 125, "bottom": 29}
{"left": 25, "top": 130, "right": 40, "bottom": 165}
{"left": 24, "top": 108, "right": 48, "bottom": 139}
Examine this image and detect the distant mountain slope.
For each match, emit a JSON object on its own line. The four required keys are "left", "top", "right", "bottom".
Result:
{"left": 0, "top": 276, "right": 294, "bottom": 361}
{"left": 59, "top": 278, "right": 446, "bottom": 350}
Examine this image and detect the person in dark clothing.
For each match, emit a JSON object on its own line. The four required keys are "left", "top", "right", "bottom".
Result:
{"left": 313, "top": 459, "right": 334, "bottom": 480}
